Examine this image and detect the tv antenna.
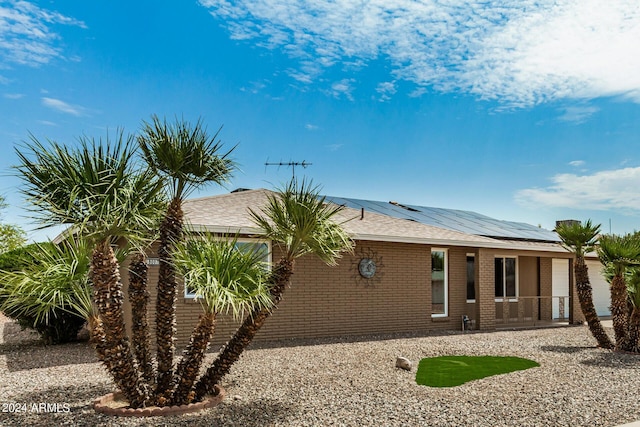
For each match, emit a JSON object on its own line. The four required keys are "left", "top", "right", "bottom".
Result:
{"left": 264, "top": 159, "right": 312, "bottom": 178}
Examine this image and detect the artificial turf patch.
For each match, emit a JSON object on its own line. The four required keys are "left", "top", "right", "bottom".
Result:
{"left": 415, "top": 355, "right": 539, "bottom": 387}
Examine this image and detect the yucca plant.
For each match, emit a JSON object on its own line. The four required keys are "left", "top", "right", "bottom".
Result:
{"left": 556, "top": 220, "right": 613, "bottom": 349}
{"left": 170, "top": 235, "right": 271, "bottom": 405}
{"left": 598, "top": 233, "right": 640, "bottom": 351}
{"left": 14, "top": 132, "right": 166, "bottom": 408}
{"left": 194, "top": 179, "right": 354, "bottom": 400}
{"left": 137, "top": 115, "right": 235, "bottom": 402}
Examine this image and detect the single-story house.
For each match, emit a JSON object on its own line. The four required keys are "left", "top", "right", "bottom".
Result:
{"left": 121, "top": 189, "right": 610, "bottom": 347}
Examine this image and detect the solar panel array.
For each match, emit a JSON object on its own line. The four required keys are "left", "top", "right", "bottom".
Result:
{"left": 324, "top": 195, "right": 560, "bottom": 242}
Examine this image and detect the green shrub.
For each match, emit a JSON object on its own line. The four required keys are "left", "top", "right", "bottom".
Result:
{"left": 0, "top": 241, "right": 90, "bottom": 344}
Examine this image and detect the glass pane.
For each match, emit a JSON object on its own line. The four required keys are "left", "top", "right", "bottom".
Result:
{"left": 432, "top": 251, "right": 446, "bottom": 315}
{"left": 495, "top": 258, "right": 504, "bottom": 297}
{"left": 505, "top": 257, "right": 516, "bottom": 297}
{"left": 235, "top": 242, "right": 269, "bottom": 262}
{"left": 466, "top": 256, "right": 475, "bottom": 300}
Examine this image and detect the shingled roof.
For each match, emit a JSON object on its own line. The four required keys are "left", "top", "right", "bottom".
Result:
{"left": 183, "top": 189, "right": 566, "bottom": 252}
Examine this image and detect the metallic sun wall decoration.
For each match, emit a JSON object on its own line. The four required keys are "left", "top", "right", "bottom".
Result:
{"left": 351, "top": 246, "right": 384, "bottom": 287}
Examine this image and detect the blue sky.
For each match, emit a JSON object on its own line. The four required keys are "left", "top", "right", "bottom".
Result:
{"left": 1, "top": 0, "right": 640, "bottom": 242}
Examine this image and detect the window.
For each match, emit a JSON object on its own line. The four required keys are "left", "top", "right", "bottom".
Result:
{"left": 466, "top": 255, "right": 475, "bottom": 301}
{"left": 495, "top": 256, "right": 517, "bottom": 300}
{"left": 184, "top": 239, "right": 271, "bottom": 298}
{"left": 431, "top": 249, "right": 448, "bottom": 317}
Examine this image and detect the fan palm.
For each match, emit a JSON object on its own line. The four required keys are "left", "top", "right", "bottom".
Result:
{"left": 625, "top": 267, "right": 640, "bottom": 352}
{"left": 194, "top": 179, "right": 354, "bottom": 400}
{"left": 14, "top": 132, "right": 166, "bottom": 408}
{"left": 556, "top": 220, "right": 613, "bottom": 349}
{"left": 137, "top": 115, "right": 235, "bottom": 400}
{"left": 170, "top": 235, "right": 271, "bottom": 405}
{"left": 598, "top": 233, "right": 640, "bottom": 351}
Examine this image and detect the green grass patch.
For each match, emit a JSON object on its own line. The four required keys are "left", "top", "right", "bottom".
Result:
{"left": 415, "top": 356, "right": 539, "bottom": 387}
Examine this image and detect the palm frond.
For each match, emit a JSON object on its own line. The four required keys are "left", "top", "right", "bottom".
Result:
{"left": 0, "top": 239, "right": 94, "bottom": 324}
{"left": 597, "top": 233, "right": 640, "bottom": 276}
{"left": 173, "top": 234, "right": 272, "bottom": 319}
{"left": 14, "top": 131, "right": 166, "bottom": 249}
{"left": 137, "top": 115, "right": 236, "bottom": 200}
{"left": 555, "top": 219, "right": 601, "bottom": 257}
{"left": 249, "top": 178, "right": 354, "bottom": 264}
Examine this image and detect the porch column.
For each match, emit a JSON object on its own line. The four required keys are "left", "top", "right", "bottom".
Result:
{"left": 476, "top": 248, "right": 496, "bottom": 330}
{"left": 539, "top": 257, "right": 552, "bottom": 321}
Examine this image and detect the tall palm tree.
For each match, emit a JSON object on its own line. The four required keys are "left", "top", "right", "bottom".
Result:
{"left": 555, "top": 220, "right": 613, "bottom": 349}
{"left": 194, "top": 179, "right": 354, "bottom": 400}
{"left": 137, "top": 115, "right": 235, "bottom": 401}
{"left": 170, "top": 235, "right": 272, "bottom": 405}
{"left": 14, "top": 133, "right": 166, "bottom": 408}
{"left": 598, "top": 233, "right": 640, "bottom": 351}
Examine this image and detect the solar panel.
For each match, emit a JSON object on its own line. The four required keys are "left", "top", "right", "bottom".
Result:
{"left": 324, "top": 195, "right": 559, "bottom": 242}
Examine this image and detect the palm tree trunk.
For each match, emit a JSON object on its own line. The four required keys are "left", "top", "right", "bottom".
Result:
{"left": 171, "top": 312, "right": 217, "bottom": 405}
{"left": 128, "top": 252, "right": 156, "bottom": 388}
{"left": 626, "top": 307, "right": 640, "bottom": 353}
{"left": 92, "top": 241, "right": 148, "bottom": 408}
{"left": 610, "top": 274, "right": 630, "bottom": 351}
{"left": 194, "top": 259, "right": 293, "bottom": 401}
{"left": 155, "top": 198, "right": 183, "bottom": 401}
{"left": 574, "top": 257, "right": 614, "bottom": 349}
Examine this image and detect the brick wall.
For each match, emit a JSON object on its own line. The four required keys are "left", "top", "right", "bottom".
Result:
{"left": 119, "top": 239, "right": 574, "bottom": 347}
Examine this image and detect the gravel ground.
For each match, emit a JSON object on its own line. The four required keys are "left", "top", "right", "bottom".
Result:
{"left": 1, "top": 315, "right": 639, "bottom": 427}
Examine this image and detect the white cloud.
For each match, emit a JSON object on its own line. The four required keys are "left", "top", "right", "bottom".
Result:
{"left": 199, "top": 0, "right": 640, "bottom": 107}
{"left": 376, "top": 81, "right": 396, "bottom": 102}
{"left": 558, "top": 106, "right": 600, "bottom": 123}
{"left": 515, "top": 167, "right": 640, "bottom": 211}
{"left": 328, "top": 78, "right": 355, "bottom": 101}
{"left": 41, "top": 97, "right": 86, "bottom": 116}
{"left": 0, "top": 1, "right": 85, "bottom": 66}
{"left": 305, "top": 123, "right": 318, "bottom": 131}
{"left": 3, "top": 93, "right": 23, "bottom": 99}
{"left": 568, "top": 160, "right": 585, "bottom": 167}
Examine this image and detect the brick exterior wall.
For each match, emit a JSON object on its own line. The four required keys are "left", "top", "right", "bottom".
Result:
{"left": 120, "top": 240, "right": 574, "bottom": 348}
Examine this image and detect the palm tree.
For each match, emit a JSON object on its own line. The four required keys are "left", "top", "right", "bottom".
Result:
{"left": 625, "top": 267, "right": 640, "bottom": 352}
{"left": 194, "top": 179, "right": 354, "bottom": 400}
{"left": 14, "top": 133, "right": 166, "bottom": 408}
{"left": 137, "top": 115, "right": 235, "bottom": 401}
{"left": 598, "top": 233, "right": 640, "bottom": 351}
{"left": 555, "top": 220, "right": 613, "bottom": 349}
{"left": 127, "top": 252, "right": 155, "bottom": 388}
{"left": 170, "top": 235, "right": 272, "bottom": 405}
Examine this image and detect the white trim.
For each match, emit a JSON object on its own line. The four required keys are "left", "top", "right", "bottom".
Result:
{"left": 431, "top": 248, "right": 448, "bottom": 318}
{"left": 493, "top": 255, "right": 519, "bottom": 302}
{"left": 184, "top": 238, "right": 272, "bottom": 299}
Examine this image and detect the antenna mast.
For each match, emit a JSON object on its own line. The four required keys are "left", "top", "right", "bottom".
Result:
{"left": 264, "top": 160, "right": 312, "bottom": 178}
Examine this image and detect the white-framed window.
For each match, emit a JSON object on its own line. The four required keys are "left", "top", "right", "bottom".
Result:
{"left": 466, "top": 254, "right": 476, "bottom": 303}
{"left": 184, "top": 239, "right": 271, "bottom": 299}
{"left": 431, "top": 248, "right": 448, "bottom": 317}
{"left": 495, "top": 256, "right": 517, "bottom": 301}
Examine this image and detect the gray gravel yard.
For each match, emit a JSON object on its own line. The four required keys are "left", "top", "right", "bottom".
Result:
{"left": 1, "top": 315, "right": 639, "bottom": 427}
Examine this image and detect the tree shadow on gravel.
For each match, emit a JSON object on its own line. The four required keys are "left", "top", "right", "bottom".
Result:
{"left": 540, "top": 345, "right": 596, "bottom": 354}
{"left": 581, "top": 351, "right": 640, "bottom": 369}
{"left": 1, "top": 321, "right": 97, "bottom": 371}
{"left": 0, "top": 340, "right": 96, "bottom": 372}
{"left": 2, "top": 384, "right": 296, "bottom": 427}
